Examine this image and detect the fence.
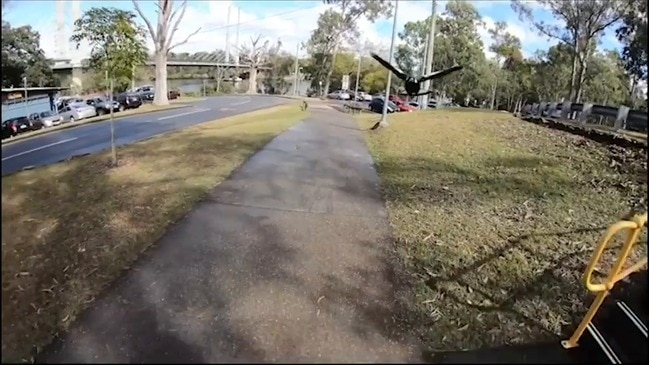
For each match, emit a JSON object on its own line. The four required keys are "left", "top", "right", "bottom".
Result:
{"left": 521, "top": 101, "right": 648, "bottom": 133}
{"left": 2, "top": 96, "right": 53, "bottom": 122}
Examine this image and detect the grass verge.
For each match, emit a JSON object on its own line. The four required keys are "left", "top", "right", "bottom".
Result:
{"left": 356, "top": 109, "right": 647, "bottom": 351}
{"left": 2, "top": 103, "right": 189, "bottom": 145}
{"left": 1, "top": 103, "right": 308, "bottom": 363}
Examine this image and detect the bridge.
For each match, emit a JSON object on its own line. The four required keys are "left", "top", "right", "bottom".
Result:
{"left": 49, "top": 54, "right": 274, "bottom": 93}
{"left": 51, "top": 59, "right": 271, "bottom": 71}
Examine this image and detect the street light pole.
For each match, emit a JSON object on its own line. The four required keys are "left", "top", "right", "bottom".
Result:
{"left": 421, "top": 0, "right": 437, "bottom": 110}
{"left": 354, "top": 51, "right": 362, "bottom": 103}
{"left": 23, "top": 77, "right": 29, "bottom": 117}
{"left": 293, "top": 43, "right": 300, "bottom": 96}
{"left": 378, "top": 0, "right": 399, "bottom": 128}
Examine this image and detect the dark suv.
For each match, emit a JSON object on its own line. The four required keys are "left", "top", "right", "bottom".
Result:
{"left": 2, "top": 116, "right": 34, "bottom": 138}
{"left": 86, "top": 97, "right": 121, "bottom": 115}
{"left": 114, "top": 93, "right": 142, "bottom": 110}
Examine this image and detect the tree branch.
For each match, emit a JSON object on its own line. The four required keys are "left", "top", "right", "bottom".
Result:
{"left": 132, "top": 0, "right": 157, "bottom": 43}
{"left": 167, "top": 1, "right": 200, "bottom": 51}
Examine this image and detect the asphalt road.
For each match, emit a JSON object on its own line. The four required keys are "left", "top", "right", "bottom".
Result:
{"left": 1, "top": 95, "right": 290, "bottom": 176}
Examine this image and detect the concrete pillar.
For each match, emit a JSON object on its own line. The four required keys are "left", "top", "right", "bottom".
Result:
{"left": 71, "top": 66, "right": 83, "bottom": 94}
{"left": 560, "top": 101, "right": 572, "bottom": 120}
{"left": 614, "top": 105, "right": 630, "bottom": 130}
{"left": 579, "top": 103, "right": 593, "bottom": 124}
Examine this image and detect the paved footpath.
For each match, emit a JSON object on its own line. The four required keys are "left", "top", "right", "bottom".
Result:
{"left": 40, "top": 105, "right": 425, "bottom": 363}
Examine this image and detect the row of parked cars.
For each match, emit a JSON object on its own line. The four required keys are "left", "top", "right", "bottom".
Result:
{"left": 2, "top": 87, "right": 184, "bottom": 140}
{"left": 326, "top": 90, "right": 374, "bottom": 101}
{"left": 2, "top": 92, "right": 146, "bottom": 140}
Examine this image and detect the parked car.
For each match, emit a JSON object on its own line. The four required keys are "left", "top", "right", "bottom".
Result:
{"left": 60, "top": 103, "right": 97, "bottom": 122}
{"left": 56, "top": 97, "right": 85, "bottom": 112}
{"left": 2, "top": 118, "right": 26, "bottom": 138}
{"left": 133, "top": 85, "right": 155, "bottom": 101}
{"left": 168, "top": 89, "right": 181, "bottom": 100}
{"left": 114, "top": 92, "right": 143, "bottom": 110}
{"left": 29, "top": 111, "right": 64, "bottom": 128}
{"left": 357, "top": 91, "right": 373, "bottom": 101}
{"left": 387, "top": 95, "right": 416, "bottom": 112}
{"left": 368, "top": 97, "right": 397, "bottom": 114}
{"left": 2, "top": 116, "right": 33, "bottom": 136}
{"left": 85, "top": 97, "right": 120, "bottom": 115}
{"left": 328, "top": 90, "right": 351, "bottom": 100}
{"left": 2, "top": 120, "right": 19, "bottom": 139}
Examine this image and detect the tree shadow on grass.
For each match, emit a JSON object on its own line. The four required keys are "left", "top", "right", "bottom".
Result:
{"left": 374, "top": 154, "right": 576, "bottom": 209}
{"left": 1, "top": 129, "right": 297, "bottom": 362}
{"left": 359, "top": 150, "right": 647, "bottom": 353}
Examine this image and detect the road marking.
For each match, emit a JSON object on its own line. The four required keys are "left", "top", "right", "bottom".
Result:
{"left": 231, "top": 97, "right": 251, "bottom": 106}
{"left": 1, "top": 137, "right": 78, "bottom": 161}
{"left": 157, "top": 108, "right": 211, "bottom": 121}
{"left": 219, "top": 107, "right": 232, "bottom": 111}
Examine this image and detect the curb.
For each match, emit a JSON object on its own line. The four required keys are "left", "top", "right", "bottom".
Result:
{"left": 2, "top": 104, "right": 191, "bottom": 146}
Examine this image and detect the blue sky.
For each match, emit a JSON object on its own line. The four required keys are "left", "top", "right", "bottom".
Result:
{"left": 4, "top": 0, "right": 623, "bottom": 60}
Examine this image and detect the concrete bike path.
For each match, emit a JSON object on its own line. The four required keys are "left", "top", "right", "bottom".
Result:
{"left": 40, "top": 105, "right": 424, "bottom": 363}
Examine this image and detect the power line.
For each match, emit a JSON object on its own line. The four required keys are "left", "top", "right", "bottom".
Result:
{"left": 196, "top": 4, "right": 323, "bottom": 35}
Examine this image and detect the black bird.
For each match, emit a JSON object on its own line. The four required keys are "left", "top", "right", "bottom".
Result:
{"left": 370, "top": 53, "right": 463, "bottom": 97}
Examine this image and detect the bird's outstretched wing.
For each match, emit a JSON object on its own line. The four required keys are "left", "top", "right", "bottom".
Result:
{"left": 419, "top": 65, "right": 463, "bottom": 83}
{"left": 370, "top": 53, "right": 408, "bottom": 81}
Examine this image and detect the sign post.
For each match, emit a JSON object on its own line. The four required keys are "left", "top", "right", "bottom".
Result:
{"left": 341, "top": 75, "right": 350, "bottom": 91}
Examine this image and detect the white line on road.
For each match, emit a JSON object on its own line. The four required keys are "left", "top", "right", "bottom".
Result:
{"left": 2, "top": 137, "right": 78, "bottom": 161}
{"left": 157, "top": 108, "right": 211, "bottom": 121}
{"left": 231, "top": 97, "right": 251, "bottom": 106}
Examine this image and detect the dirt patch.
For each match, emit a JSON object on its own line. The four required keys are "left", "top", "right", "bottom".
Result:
{"left": 356, "top": 109, "right": 647, "bottom": 352}
{"left": 1, "top": 104, "right": 308, "bottom": 363}
{"left": 521, "top": 115, "right": 647, "bottom": 148}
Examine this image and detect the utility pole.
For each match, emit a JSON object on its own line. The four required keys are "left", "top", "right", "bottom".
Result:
{"left": 421, "top": 0, "right": 437, "bottom": 110}
{"left": 23, "top": 77, "right": 28, "bottom": 117}
{"left": 235, "top": 7, "right": 241, "bottom": 66}
{"left": 293, "top": 43, "right": 300, "bottom": 96}
{"left": 419, "top": 33, "right": 429, "bottom": 108}
{"left": 225, "top": 5, "right": 232, "bottom": 63}
{"left": 354, "top": 51, "right": 362, "bottom": 104}
{"left": 377, "top": 0, "right": 399, "bottom": 128}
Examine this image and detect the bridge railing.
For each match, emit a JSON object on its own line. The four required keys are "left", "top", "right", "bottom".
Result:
{"left": 521, "top": 101, "right": 648, "bottom": 133}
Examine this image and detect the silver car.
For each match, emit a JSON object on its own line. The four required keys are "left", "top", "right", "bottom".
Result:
{"left": 60, "top": 103, "right": 97, "bottom": 122}
{"left": 29, "top": 111, "right": 64, "bottom": 127}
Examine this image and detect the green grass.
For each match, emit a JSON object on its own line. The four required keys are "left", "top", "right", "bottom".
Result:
{"left": 356, "top": 109, "right": 647, "bottom": 351}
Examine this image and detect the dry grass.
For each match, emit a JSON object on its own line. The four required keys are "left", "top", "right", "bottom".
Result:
{"left": 356, "top": 109, "right": 647, "bottom": 352}
{"left": 1, "top": 104, "right": 308, "bottom": 363}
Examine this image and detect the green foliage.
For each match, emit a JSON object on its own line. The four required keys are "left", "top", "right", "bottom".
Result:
{"left": 70, "top": 7, "right": 148, "bottom": 83}
{"left": 512, "top": 0, "right": 630, "bottom": 102}
{"left": 1, "top": 21, "right": 57, "bottom": 88}
{"left": 616, "top": 0, "right": 648, "bottom": 81}
{"left": 308, "top": 1, "right": 393, "bottom": 93}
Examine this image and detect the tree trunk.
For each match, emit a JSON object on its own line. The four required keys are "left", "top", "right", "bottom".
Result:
{"left": 324, "top": 50, "right": 337, "bottom": 95}
{"left": 490, "top": 77, "right": 498, "bottom": 110}
{"left": 567, "top": 42, "right": 579, "bottom": 102}
{"left": 247, "top": 66, "right": 257, "bottom": 94}
{"left": 153, "top": 52, "right": 170, "bottom": 106}
{"left": 575, "top": 55, "right": 588, "bottom": 103}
